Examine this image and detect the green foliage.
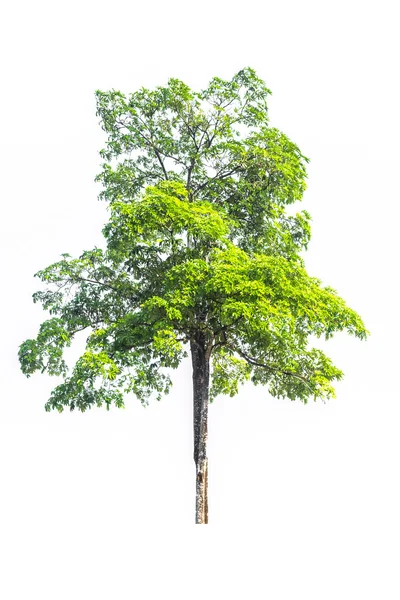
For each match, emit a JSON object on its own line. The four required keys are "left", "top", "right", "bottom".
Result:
{"left": 19, "top": 68, "right": 368, "bottom": 411}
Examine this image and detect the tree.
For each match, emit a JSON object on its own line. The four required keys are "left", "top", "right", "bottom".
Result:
{"left": 19, "top": 68, "right": 368, "bottom": 524}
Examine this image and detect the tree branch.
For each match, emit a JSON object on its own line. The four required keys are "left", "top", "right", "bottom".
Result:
{"left": 153, "top": 147, "right": 169, "bottom": 180}
{"left": 224, "top": 344, "right": 315, "bottom": 392}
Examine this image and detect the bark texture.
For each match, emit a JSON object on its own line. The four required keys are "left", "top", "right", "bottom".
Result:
{"left": 191, "top": 336, "right": 210, "bottom": 524}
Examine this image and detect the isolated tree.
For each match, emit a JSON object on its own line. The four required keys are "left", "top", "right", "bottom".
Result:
{"left": 19, "top": 68, "right": 368, "bottom": 524}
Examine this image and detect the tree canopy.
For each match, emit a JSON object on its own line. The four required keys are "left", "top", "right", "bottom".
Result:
{"left": 19, "top": 68, "right": 368, "bottom": 412}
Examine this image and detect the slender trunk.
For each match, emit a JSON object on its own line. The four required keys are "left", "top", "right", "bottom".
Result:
{"left": 191, "top": 336, "right": 210, "bottom": 524}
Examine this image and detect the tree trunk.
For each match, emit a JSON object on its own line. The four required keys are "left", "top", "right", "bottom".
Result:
{"left": 191, "top": 337, "right": 210, "bottom": 524}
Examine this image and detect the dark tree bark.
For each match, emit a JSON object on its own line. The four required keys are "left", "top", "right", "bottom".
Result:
{"left": 191, "top": 335, "right": 210, "bottom": 524}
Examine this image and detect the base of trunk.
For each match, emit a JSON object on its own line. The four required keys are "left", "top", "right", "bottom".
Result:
{"left": 196, "top": 457, "right": 208, "bottom": 524}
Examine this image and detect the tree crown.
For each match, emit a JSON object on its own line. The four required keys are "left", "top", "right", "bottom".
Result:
{"left": 19, "top": 68, "right": 368, "bottom": 411}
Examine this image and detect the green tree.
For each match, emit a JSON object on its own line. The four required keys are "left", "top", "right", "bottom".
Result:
{"left": 19, "top": 68, "right": 368, "bottom": 524}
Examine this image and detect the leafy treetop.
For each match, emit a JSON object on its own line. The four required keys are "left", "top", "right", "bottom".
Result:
{"left": 19, "top": 68, "right": 368, "bottom": 412}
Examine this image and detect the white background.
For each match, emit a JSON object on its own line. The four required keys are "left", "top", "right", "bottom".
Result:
{"left": 1, "top": 0, "right": 399, "bottom": 598}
